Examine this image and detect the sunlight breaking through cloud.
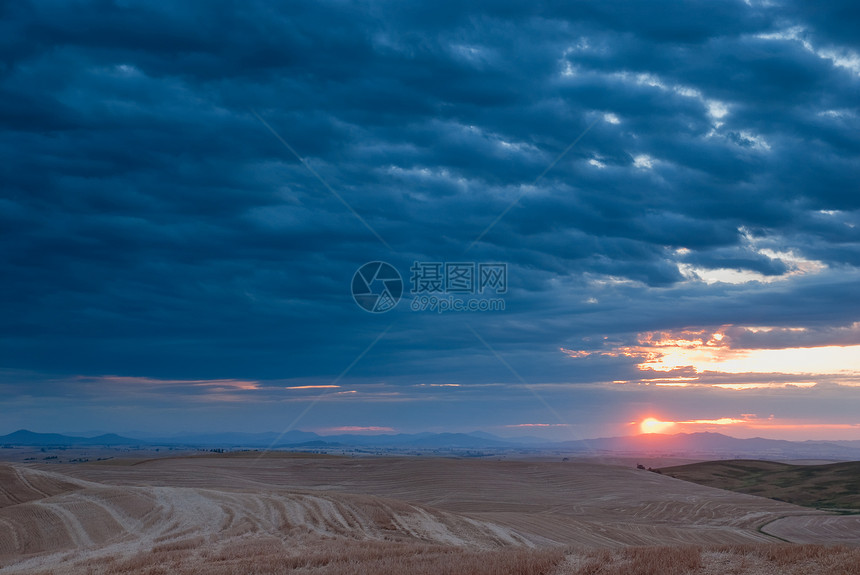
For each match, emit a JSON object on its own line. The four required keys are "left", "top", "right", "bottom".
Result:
{"left": 564, "top": 325, "right": 860, "bottom": 383}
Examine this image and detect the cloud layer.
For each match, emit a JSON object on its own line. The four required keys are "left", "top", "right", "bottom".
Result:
{"left": 1, "top": 0, "right": 858, "bottom": 436}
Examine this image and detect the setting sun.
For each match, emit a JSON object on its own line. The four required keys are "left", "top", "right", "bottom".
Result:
{"left": 640, "top": 417, "right": 675, "bottom": 434}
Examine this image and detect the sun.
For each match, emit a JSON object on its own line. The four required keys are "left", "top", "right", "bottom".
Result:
{"left": 640, "top": 417, "right": 675, "bottom": 434}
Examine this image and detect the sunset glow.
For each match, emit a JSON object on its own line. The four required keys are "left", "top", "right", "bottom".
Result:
{"left": 633, "top": 414, "right": 860, "bottom": 440}
{"left": 563, "top": 326, "right": 860, "bottom": 394}
{"left": 640, "top": 418, "right": 675, "bottom": 434}
{"left": 640, "top": 344, "right": 860, "bottom": 374}
{"left": 639, "top": 416, "right": 753, "bottom": 435}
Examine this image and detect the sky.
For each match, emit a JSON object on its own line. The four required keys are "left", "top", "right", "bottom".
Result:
{"left": 1, "top": 0, "right": 859, "bottom": 440}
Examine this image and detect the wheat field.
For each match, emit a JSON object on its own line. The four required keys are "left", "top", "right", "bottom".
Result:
{"left": 1, "top": 454, "right": 858, "bottom": 574}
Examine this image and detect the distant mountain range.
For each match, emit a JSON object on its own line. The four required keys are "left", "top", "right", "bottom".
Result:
{"left": 2, "top": 429, "right": 860, "bottom": 460}
{"left": 0, "top": 429, "right": 144, "bottom": 446}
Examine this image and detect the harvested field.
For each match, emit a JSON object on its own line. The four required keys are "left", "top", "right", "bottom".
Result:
{"left": 0, "top": 465, "right": 529, "bottom": 573}
{"left": 0, "top": 466, "right": 85, "bottom": 508}
{"left": 762, "top": 515, "right": 860, "bottom": 544}
{"left": 0, "top": 456, "right": 857, "bottom": 574}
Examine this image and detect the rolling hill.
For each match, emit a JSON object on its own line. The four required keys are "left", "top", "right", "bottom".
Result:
{"left": 2, "top": 456, "right": 860, "bottom": 574}
{"left": 660, "top": 459, "right": 860, "bottom": 513}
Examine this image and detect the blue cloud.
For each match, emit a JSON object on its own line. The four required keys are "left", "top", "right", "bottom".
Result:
{"left": 1, "top": 0, "right": 858, "bottom": 433}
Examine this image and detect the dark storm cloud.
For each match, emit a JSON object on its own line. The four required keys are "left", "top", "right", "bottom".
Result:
{"left": 1, "top": 0, "right": 859, "bottom": 433}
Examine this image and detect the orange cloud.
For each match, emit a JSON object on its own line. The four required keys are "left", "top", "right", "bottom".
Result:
{"left": 562, "top": 325, "right": 860, "bottom": 384}
{"left": 682, "top": 418, "right": 746, "bottom": 425}
{"left": 712, "top": 382, "right": 817, "bottom": 390}
{"left": 284, "top": 385, "right": 341, "bottom": 390}
{"left": 92, "top": 376, "right": 260, "bottom": 390}
{"left": 559, "top": 348, "right": 591, "bottom": 358}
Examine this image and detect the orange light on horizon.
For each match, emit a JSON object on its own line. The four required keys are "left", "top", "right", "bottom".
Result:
{"left": 634, "top": 414, "right": 860, "bottom": 440}
{"left": 640, "top": 417, "right": 676, "bottom": 434}
{"left": 640, "top": 416, "right": 748, "bottom": 434}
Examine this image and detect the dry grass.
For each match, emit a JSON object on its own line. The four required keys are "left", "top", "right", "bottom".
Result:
{"left": 705, "top": 544, "right": 860, "bottom": 574}
{"left": 559, "top": 545, "right": 860, "bottom": 575}
{"left": 60, "top": 538, "right": 565, "bottom": 575}
{"left": 62, "top": 543, "right": 860, "bottom": 575}
{"left": 564, "top": 546, "right": 702, "bottom": 575}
